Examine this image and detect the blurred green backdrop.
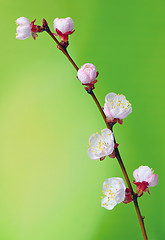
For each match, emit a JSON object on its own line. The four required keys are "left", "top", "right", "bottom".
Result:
{"left": 0, "top": 0, "right": 164, "bottom": 239}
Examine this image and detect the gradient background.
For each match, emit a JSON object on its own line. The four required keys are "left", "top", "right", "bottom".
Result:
{"left": 0, "top": 0, "right": 164, "bottom": 239}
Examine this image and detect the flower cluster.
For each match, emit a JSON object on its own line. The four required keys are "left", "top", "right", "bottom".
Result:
{"left": 101, "top": 165, "right": 158, "bottom": 210}
{"left": 16, "top": 16, "right": 75, "bottom": 44}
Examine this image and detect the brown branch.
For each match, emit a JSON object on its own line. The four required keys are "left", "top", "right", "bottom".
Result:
{"left": 45, "top": 25, "right": 148, "bottom": 240}
{"left": 46, "top": 30, "right": 79, "bottom": 71}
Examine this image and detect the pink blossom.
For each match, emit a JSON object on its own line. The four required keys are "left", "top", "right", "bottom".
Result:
{"left": 133, "top": 166, "right": 158, "bottom": 195}
{"left": 88, "top": 129, "right": 115, "bottom": 160}
{"left": 103, "top": 93, "right": 132, "bottom": 124}
{"left": 77, "top": 63, "right": 98, "bottom": 86}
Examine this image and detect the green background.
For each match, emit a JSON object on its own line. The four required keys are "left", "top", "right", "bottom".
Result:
{"left": 0, "top": 0, "right": 164, "bottom": 239}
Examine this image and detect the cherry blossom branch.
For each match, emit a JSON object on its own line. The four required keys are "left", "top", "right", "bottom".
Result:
{"left": 44, "top": 24, "right": 148, "bottom": 240}
{"left": 45, "top": 27, "right": 134, "bottom": 193}
{"left": 90, "top": 91, "right": 148, "bottom": 240}
{"left": 134, "top": 199, "right": 148, "bottom": 239}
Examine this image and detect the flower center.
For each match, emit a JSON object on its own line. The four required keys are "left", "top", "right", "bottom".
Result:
{"left": 106, "top": 189, "right": 116, "bottom": 200}
{"left": 108, "top": 94, "right": 132, "bottom": 110}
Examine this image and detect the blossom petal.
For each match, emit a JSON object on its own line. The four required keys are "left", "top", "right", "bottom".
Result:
{"left": 103, "top": 103, "right": 113, "bottom": 118}
{"left": 117, "top": 107, "right": 132, "bottom": 119}
{"left": 101, "top": 129, "right": 114, "bottom": 155}
{"left": 137, "top": 166, "right": 153, "bottom": 182}
{"left": 101, "top": 129, "right": 114, "bottom": 145}
{"left": 115, "top": 188, "right": 126, "bottom": 203}
{"left": 16, "top": 17, "right": 30, "bottom": 26}
{"left": 88, "top": 148, "right": 99, "bottom": 160}
{"left": 105, "top": 92, "right": 116, "bottom": 103}
{"left": 101, "top": 197, "right": 117, "bottom": 210}
{"left": 147, "top": 174, "right": 158, "bottom": 187}
{"left": 103, "top": 178, "right": 126, "bottom": 197}
{"left": 66, "top": 17, "right": 74, "bottom": 30}
{"left": 77, "top": 69, "right": 90, "bottom": 84}
{"left": 88, "top": 133, "right": 105, "bottom": 159}
{"left": 89, "top": 133, "right": 101, "bottom": 147}
{"left": 133, "top": 169, "right": 139, "bottom": 182}
{"left": 16, "top": 26, "right": 32, "bottom": 40}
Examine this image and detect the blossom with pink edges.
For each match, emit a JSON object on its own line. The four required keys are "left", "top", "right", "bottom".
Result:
{"left": 53, "top": 17, "right": 75, "bottom": 42}
{"left": 88, "top": 129, "right": 115, "bottom": 161}
{"left": 103, "top": 92, "right": 132, "bottom": 125}
{"left": 133, "top": 165, "right": 158, "bottom": 196}
{"left": 101, "top": 177, "right": 126, "bottom": 210}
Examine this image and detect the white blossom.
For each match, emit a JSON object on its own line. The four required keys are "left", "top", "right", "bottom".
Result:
{"left": 88, "top": 129, "right": 114, "bottom": 160}
{"left": 104, "top": 93, "right": 132, "bottom": 121}
{"left": 101, "top": 177, "right": 126, "bottom": 210}
{"left": 53, "top": 17, "right": 74, "bottom": 34}
{"left": 16, "top": 17, "right": 32, "bottom": 40}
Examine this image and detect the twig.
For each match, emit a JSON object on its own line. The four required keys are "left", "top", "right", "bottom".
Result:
{"left": 45, "top": 25, "right": 148, "bottom": 240}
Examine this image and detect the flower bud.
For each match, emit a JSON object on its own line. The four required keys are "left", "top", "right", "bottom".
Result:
{"left": 16, "top": 17, "right": 41, "bottom": 40}
{"left": 53, "top": 17, "right": 75, "bottom": 42}
{"left": 77, "top": 63, "right": 98, "bottom": 88}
